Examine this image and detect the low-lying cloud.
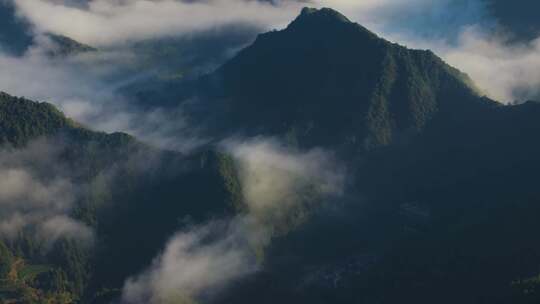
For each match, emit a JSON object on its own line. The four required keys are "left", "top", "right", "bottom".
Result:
{"left": 0, "top": 45, "right": 208, "bottom": 152}
{"left": 121, "top": 138, "right": 345, "bottom": 303}
{"left": 0, "top": 139, "right": 93, "bottom": 245}
{"left": 122, "top": 219, "right": 257, "bottom": 304}
{"left": 226, "top": 138, "right": 344, "bottom": 233}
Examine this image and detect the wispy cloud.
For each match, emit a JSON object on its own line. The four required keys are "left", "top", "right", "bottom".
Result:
{"left": 122, "top": 219, "right": 257, "bottom": 304}
{"left": 0, "top": 139, "right": 93, "bottom": 245}
{"left": 0, "top": 45, "right": 209, "bottom": 152}
{"left": 121, "top": 137, "right": 345, "bottom": 303}
{"left": 225, "top": 137, "right": 345, "bottom": 233}
{"left": 13, "top": 0, "right": 303, "bottom": 46}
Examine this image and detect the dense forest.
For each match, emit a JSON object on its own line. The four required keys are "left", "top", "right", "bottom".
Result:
{"left": 0, "top": 92, "right": 243, "bottom": 303}
{"left": 1, "top": 4, "right": 540, "bottom": 304}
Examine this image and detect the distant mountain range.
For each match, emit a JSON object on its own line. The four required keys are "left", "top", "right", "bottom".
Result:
{"left": 1, "top": 6, "right": 540, "bottom": 304}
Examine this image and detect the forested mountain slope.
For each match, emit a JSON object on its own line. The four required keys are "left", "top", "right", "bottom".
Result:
{"left": 185, "top": 8, "right": 540, "bottom": 304}
{"left": 195, "top": 7, "right": 493, "bottom": 150}
{"left": 0, "top": 92, "right": 241, "bottom": 303}
{"left": 218, "top": 98, "right": 540, "bottom": 304}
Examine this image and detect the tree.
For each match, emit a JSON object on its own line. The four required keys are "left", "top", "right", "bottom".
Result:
{"left": 0, "top": 240, "right": 13, "bottom": 279}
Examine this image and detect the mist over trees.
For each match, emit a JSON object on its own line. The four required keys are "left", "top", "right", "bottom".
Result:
{"left": 1, "top": 2, "right": 540, "bottom": 304}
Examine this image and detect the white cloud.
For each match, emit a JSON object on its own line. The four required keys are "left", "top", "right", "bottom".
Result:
{"left": 0, "top": 47, "right": 208, "bottom": 152}
{"left": 13, "top": 0, "right": 303, "bottom": 46}
{"left": 0, "top": 168, "right": 73, "bottom": 210}
{"left": 0, "top": 139, "right": 93, "bottom": 244}
{"left": 121, "top": 138, "right": 345, "bottom": 303}
{"left": 39, "top": 215, "right": 94, "bottom": 245}
{"left": 122, "top": 219, "right": 257, "bottom": 304}
{"left": 225, "top": 138, "right": 344, "bottom": 232}
{"left": 441, "top": 30, "right": 540, "bottom": 102}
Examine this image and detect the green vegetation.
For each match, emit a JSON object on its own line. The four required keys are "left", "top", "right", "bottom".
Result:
{"left": 2, "top": 6, "right": 540, "bottom": 304}
{"left": 0, "top": 241, "right": 13, "bottom": 280}
{"left": 0, "top": 92, "right": 241, "bottom": 302}
{"left": 18, "top": 265, "right": 51, "bottom": 281}
{"left": 0, "top": 92, "right": 72, "bottom": 146}
{"left": 200, "top": 6, "right": 485, "bottom": 152}
{"left": 217, "top": 152, "right": 244, "bottom": 211}
{"left": 513, "top": 274, "right": 540, "bottom": 297}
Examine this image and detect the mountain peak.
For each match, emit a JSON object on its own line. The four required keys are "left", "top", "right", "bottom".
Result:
{"left": 298, "top": 7, "right": 351, "bottom": 23}
{"left": 286, "top": 7, "right": 379, "bottom": 42}
{"left": 300, "top": 7, "right": 317, "bottom": 15}
{"left": 204, "top": 7, "right": 483, "bottom": 149}
{"left": 291, "top": 7, "right": 353, "bottom": 29}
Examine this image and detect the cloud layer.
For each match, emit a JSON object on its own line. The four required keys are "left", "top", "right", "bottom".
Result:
{"left": 6, "top": 0, "right": 540, "bottom": 105}
{"left": 13, "top": 0, "right": 303, "bottom": 46}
